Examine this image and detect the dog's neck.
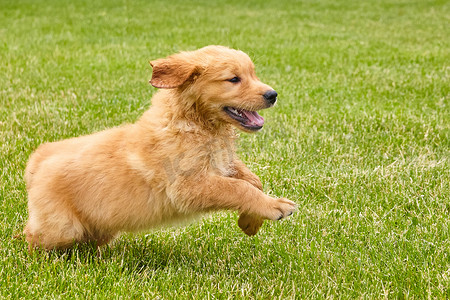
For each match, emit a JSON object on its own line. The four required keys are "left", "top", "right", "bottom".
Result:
{"left": 142, "top": 89, "right": 236, "bottom": 138}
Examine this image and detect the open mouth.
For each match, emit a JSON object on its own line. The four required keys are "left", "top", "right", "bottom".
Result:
{"left": 224, "top": 107, "right": 264, "bottom": 131}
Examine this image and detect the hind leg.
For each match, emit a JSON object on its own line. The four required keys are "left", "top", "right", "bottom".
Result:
{"left": 24, "top": 199, "right": 87, "bottom": 251}
{"left": 24, "top": 216, "right": 86, "bottom": 251}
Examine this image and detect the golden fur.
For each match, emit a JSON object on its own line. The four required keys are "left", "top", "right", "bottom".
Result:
{"left": 23, "top": 45, "right": 296, "bottom": 250}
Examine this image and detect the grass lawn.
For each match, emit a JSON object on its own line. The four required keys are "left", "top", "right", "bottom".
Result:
{"left": 1, "top": 0, "right": 449, "bottom": 298}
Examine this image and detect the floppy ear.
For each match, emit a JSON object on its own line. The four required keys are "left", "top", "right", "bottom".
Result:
{"left": 150, "top": 54, "right": 198, "bottom": 89}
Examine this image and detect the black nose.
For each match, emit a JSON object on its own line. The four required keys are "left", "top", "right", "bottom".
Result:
{"left": 263, "top": 90, "right": 278, "bottom": 105}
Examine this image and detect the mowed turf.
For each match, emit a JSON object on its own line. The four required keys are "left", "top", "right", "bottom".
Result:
{"left": 0, "top": 0, "right": 449, "bottom": 298}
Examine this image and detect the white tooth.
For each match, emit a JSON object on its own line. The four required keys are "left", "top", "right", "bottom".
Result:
{"left": 229, "top": 107, "right": 245, "bottom": 117}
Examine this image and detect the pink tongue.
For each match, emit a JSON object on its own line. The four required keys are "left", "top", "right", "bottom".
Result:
{"left": 242, "top": 110, "right": 264, "bottom": 127}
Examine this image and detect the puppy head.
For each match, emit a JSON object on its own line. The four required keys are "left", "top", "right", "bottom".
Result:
{"left": 150, "top": 46, "right": 277, "bottom": 132}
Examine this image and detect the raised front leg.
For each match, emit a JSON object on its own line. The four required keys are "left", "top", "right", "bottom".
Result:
{"left": 231, "top": 159, "right": 266, "bottom": 236}
{"left": 232, "top": 159, "right": 263, "bottom": 191}
{"left": 169, "top": 174, "right": 296, "bottom": 222}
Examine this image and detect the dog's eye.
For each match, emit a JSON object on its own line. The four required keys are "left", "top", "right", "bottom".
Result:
{"left": 227, "top": 77, "right": 241, "bottom": 83}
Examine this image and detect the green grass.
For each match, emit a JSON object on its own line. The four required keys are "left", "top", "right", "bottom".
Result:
{"left": 1, "top": 0, "right": 449, "bottom": 298}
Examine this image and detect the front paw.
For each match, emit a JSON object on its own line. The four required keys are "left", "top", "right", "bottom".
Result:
{"left": 260, "top": 197, "right": 297, "bottom": 221}
{"left": 238, "top": 213, "right": 264, "bottom": 236}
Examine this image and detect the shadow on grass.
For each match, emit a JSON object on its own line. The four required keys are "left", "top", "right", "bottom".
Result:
{"left": 14, "top": 232, "right": 201, "bottom": 272}
{"left": 109, "top": 235, "right": 204, "bottom": 273}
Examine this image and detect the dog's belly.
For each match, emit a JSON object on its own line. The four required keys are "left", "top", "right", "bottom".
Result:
{"left": 61, "top": 159, "right": 196, "bottom": 234}
{"left": 114, "top": 190, "right": 200, "bottom": 232}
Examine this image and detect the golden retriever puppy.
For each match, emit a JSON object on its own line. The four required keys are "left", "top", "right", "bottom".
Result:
{"left": 23, "top": 45, "right": 296, "bottom": 250}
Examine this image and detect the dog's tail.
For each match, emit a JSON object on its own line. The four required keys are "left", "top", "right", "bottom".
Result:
{"left": 24, "top": 143, "right": 53, "bottom": 189}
